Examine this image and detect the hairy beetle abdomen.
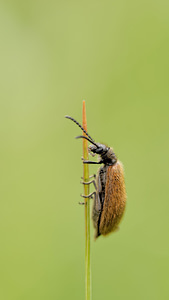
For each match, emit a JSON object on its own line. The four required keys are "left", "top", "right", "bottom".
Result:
{"left": 99, "top": 161, "right": 126, "bottom": 236}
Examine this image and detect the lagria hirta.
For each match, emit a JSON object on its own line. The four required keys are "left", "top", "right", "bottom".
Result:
{"left": 65, "top": 115, "right": 126, "bottom": 239}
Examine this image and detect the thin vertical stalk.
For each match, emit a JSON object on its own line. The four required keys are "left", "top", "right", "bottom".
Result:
{"left": 82, "top": 100, "right": 91, "bottom": 300}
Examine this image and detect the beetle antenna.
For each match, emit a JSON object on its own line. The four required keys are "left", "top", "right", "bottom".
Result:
{"left": 75, "top": 135, "right": 99, "bottom": 147}
{"left": 65, "top": 115, "right": 95, "bottom": 142}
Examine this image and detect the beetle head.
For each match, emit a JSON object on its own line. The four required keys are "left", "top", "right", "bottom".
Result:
{"left": 89, "top": 143, "right": 108, "bottom": 155}
{"left": 65, "top": 115, "right": 117, "bottom": 165}
{"left": 89, "top": 143, "right": 117, "bottom": 164}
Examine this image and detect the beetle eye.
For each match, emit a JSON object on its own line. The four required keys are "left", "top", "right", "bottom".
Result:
{"left": 95, "top": 147, "right": 104, "bottom": 154}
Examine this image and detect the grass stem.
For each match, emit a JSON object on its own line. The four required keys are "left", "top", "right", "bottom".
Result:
{"left": 82, "top": 100, "right": 91, "bottom": 300}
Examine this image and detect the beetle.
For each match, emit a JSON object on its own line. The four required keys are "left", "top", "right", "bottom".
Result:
{"left": 65, "top": 115, "right": 126, "bottom": 239}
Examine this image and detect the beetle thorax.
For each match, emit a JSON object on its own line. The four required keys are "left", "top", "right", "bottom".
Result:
{"left": 100, "top": 147, "right": 117, "bottom": 165}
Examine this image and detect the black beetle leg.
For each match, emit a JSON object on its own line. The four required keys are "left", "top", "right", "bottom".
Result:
{"left": 80, "top": 180, "right": 96, "bottom": 190}
{"left": 81, "top": 174, "right": 96, "bottom": 180}
{"left": 89, "top": 174, "right": 96, "bottom": 179}
{"left": 82, "top": 159, "right": 103, "bottom": 165}
{"left": 80, "top": 191, "right": 96, "bottom": 199}
{"left": 79, "top": 192, "right": 96, "bottom": 205}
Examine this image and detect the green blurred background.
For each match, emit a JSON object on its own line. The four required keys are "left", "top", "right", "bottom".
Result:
{"left": 1, "top": 1, "right": 169, "bottom": 299}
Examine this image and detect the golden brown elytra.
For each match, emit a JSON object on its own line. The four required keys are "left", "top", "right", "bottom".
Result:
{"left": 65, "top": 115, "right": 127, "bottom": 239}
